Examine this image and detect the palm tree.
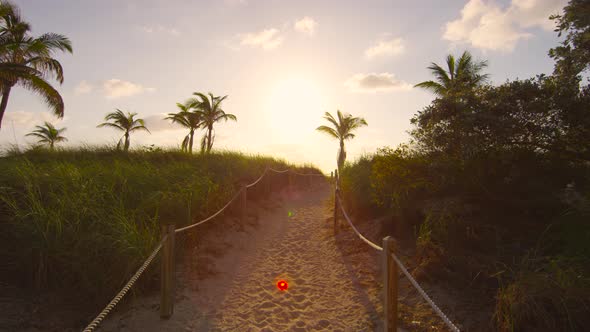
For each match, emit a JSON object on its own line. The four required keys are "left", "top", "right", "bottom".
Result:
{"left": 316, "top": 110, "right": 367, "bottom": 176}
{"left": 165, "top": 102, "right": 201, "bottom": 153}
{"left": 188, "top": 92, "right": 236, "bottom": 153}
{"left": 414, "top": 51, "right": 488, "bottom": 97}
{"left": 26, "top": 121, "right": 67, "bottom": 149}
{"left": 0, "top": 1, "right": 73, "bottom": 130}
{"left": 97, "top": 109, "right": 150, "bottom": 151}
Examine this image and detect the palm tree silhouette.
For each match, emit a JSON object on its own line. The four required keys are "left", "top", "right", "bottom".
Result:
{"left": 0, "top": 1, "right": 72, "bottom": 130}
{"left": 97, "top": 109, "right": 150, "bottom": 151}
{"left": 26, "top": 121, "right": 67, "bottom": 149}
{"left": 165, "top": 102, "right": 201, "bottom": 153}
{"left": 414, "top": 51, "right": 488, "bottom": 98}
{"left": 188, "top": 92, "right": 237, "bottom": 153}
{"left": 316, "top": 110, "right": 367, "bottom": 177}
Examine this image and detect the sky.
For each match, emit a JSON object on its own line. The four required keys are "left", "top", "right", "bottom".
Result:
{"left": 0, "top": 0, "right": 568, "bottom": 172}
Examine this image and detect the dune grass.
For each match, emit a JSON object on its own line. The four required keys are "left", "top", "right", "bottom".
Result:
{"left": 0, "top": 146, "right": 322, "bottom": 304}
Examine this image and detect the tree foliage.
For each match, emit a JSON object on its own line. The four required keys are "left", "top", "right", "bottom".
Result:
{"left": 186, "top": 92, "right": 236, "bottom": 153}
{"left": 0, "top": 1, "right": 72, "bottom": 129}
{"left": 25, "top": 121, "right": 67, "bottom": 149}
{"left": 97, "top": 109, "right": 150, "bottom": 151}
{"left": 316, "top": 109, "right": 367, "bottom": 174}
{"left": 165, "top": 102, "right": 201, "bottom": 153}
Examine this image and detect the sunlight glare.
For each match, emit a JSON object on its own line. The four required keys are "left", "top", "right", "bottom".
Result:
{"left": 265, "top": 77, "right": 326, "bottom": 141}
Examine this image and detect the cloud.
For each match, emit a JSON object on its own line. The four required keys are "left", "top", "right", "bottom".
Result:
{"left": 294, "top": 17, "right": 317, "bottom": 36}
{"left": 238, "top": 28, "right": 284, "bottom": 50}
{"left": 143, "top": 114, "right": 178, "bottom": 132}
{"left": 139, "top": 25, "right": 180, "bottom": 36}
{"left": 103, "top": 79, "right": 154, "bottom": 99}
{"left": 75, "top": 80, "right": 93, "bottom": 95}
{"left": 365, "top": 36, "right": 405, "bottom": 59}
{"left": 443, "top": 0, "right": 567, "bottom": 52}
{"left": 4, "top": 110, "right": 62, "bottom": 128}
{"left": 344, "top": 73, "right": 412, "bottom": 93}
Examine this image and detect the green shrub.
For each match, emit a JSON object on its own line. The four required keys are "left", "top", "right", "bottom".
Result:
{"left": 495, "top": 255, "right": 590, "bottom": 331}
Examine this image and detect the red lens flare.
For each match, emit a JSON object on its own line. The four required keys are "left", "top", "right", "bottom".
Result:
{"left": 277, "top": 280, "right": 288, "bottom": 291}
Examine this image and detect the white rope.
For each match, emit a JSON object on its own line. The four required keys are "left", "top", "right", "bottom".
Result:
{"left": 175, "top": 188, "right": 244, "bottom": 233}
{"left": 391, "top": 253, "right": 461, "bottom": 332}
{"left": 268, "top": 167, "right": 289, "bottom": 173}
{"left": 336, "top": 194, "right": 383, "bottom": 251}
{"left": 289, "top": 170, "right": 325, "bottom": 177}
{"left": 246, "top": 168, "right": 269, "bottom": 188}
{"left": 336, "top": 193, "right": 460, "bottom": 331}
{"left": 176, "top": 165, "right": 321, "bottom": 233}
{"left": 82, "top": 239, "right": 164, "bottom": 332}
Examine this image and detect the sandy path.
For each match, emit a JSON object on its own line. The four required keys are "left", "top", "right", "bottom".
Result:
{"left": 101, "top": 184, "right": 382, "bottom": 331}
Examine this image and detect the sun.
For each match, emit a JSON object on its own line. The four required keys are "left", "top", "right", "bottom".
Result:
{"left": 265, "top": 76, "right": 326, "bottom": 141}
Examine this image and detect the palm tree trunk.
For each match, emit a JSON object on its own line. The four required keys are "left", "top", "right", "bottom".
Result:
{"left": 0, "top": 86, "right": 13, "bottom": 130}
{"left": 124, "top": 132, "right": 130, "bottom": 151}
{"left": 337, "top": 139, "right": 345, "bottom": 188}
{"left": 50, "top": 141, "right": 54, "bottom": 150}
{"left": 189, "top": 129, "right": 194, "bottom": 154}
{"left": 207, "top": 125, "right": 213, "bottom": 153}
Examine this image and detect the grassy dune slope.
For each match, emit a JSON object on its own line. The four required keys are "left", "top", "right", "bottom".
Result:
{"left": 0, "top": 147, "right": 321, "bottom": 304}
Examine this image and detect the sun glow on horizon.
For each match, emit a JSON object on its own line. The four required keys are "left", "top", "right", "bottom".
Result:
{"left": 265, "top": 76, "right": 327, "bottom": 142}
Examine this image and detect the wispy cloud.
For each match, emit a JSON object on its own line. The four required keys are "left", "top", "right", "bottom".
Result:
{"left": 103, "top": 79, "right": 155, "bottom": 99}
{"left": 238, "top": 28, "right": 284, "bottom": 50}
{"left": 365, "top": 36, "right": 405, "bottom": 59}
{"left": 294, "top": 17, "right": 317, "bottom": 36}
{"left": 344, "top": 73, "right": 412, "bottom": 93}
{"left": 443, "top": 0, "right": 567, "bottom": 52}
{"left": 75, "top": 80, "right": 93, "bottom": 95}
{"left": 4, "top": 110, "right": 63, "bottom": 127}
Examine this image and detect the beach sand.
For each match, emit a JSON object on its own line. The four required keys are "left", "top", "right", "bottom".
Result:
{"left": 100, "top": 183, "right": 384, "bottom": 331}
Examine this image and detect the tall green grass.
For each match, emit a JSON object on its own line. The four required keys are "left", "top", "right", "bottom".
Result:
{"left": 0, "top": 146, "right": 321, "bottom": 303}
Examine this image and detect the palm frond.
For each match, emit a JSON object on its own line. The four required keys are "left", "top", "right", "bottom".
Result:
{"left": 25, "top": 56, "right": 65, "bottom": 83}
{"left": 97, "top": 122, "right": 125, "bottom": 131}
{"left": 35, "top": 33, "right": 73, "bottom": 54}
{"left": 322, "top": 111, "right": 339, "bottom": 129}
{"left": 414, "top": 80, "right": 446, "bottom": 95}
{"left": 215, "top": 113, "right": 237, "bottom": 122}
{"left": 446, "top": 54, "right": 456, "bottom": 80}
{"left": 316, "top": 125, "right": 339, "bottom": 139}
{"left": 129, "top": 125, "right": 150, "bottom": 133}
{"left": 17, "top": 72, "right": 64, "bottom": 117}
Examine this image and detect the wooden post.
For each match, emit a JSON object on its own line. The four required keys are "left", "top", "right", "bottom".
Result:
{"left": 382, "top": 236, "right": 398, "bottom": 332}
{"left": 160, "top": 223, "right": 176, "bottom": 319}
{"left": 330, "top": 171, "right": 333, "bottom": 182}
{"left": 241, "top": 184, "right": 247, "bottom": 222}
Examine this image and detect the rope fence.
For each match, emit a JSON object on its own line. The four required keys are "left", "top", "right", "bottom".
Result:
{"left": 81, "top": 166, "right": 325, "bottom": 331}
{"left": 175, "top": 188, "right": 244, "bottom": 233}
{"left": 83, "top": 239, "right": 165, "bottom": 332}
{"left": 334, "top": 185, "right": 460, "bottom": 332}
